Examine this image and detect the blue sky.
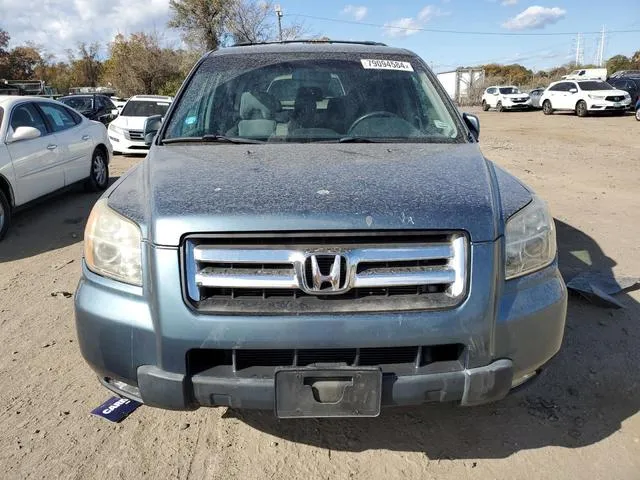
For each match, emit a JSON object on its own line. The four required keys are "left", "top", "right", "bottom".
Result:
{"left": 280, "top": 0, "right": 640, "bottom": 71}
{"left": 1, "top": 0, "right": 638, "bottom": 72}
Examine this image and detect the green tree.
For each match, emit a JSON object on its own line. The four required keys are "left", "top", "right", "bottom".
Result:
{"left": 606, "top": 54, "right": 632, "bottom": 75}
{"left": 168, "top": 0, "right": 229, "bottom": 51}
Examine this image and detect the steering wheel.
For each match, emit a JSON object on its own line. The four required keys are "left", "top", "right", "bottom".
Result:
{"left": 347, "top": 111, "right": 401, "bottom": 135}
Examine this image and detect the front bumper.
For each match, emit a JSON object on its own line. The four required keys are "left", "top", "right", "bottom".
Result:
{"left": 108, "top": 130, "right": 150, "bottom": 154}
{"left": 75, "top": 242, "right": 567, "bottom": 412}
{"left": 503, "top": 99, "right": 531, "bottom": 109}
{"left": 588, "top": 99, "right": 631, "bottom": 111}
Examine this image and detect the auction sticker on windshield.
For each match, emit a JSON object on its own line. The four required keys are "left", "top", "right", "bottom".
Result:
{"left": 361, "top": 59, "right": 414, "bottom": 72}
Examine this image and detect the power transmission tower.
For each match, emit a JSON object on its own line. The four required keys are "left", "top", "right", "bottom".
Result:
{"left": 574, "top": 33, "right": 584, "bottom": 66}
{"left": 596, "top": 25, "right": 606, "bottom": 67}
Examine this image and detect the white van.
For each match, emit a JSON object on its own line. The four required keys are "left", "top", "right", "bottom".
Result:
{"left": 561, "top": 68, "right": 608, "bottom": 81}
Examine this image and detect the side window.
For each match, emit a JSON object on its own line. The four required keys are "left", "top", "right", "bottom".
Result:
{"left": 105, "top": 98, "right": 116, "bottom": 110}
{"left": 65, "top": 107, "right": 83, "bottom": 125}
{"left": 95, "top": 96, "right": 104, "bottom": 110}
{"left": 548, "top": 84, "right": 562, "bottom": 92}
{"left": 569, "top": 83, "right": 578, "bottom": 91}
{"left": 10, "top": 103, "right": 48, "bottom": 136}
{"left": 38, "top": 103, "right": 78, "bottom": 132}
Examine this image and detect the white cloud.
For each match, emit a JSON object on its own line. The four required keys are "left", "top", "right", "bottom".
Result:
{"left": 384, "top": 5, "right": 448, "bottom": 37}
{"left": 342, "top": 4, "right": 368, "bottom": 21}
{"left": 501, "top": 0, "right": 518, "bottom": 5}
{"left": 1, "top": 0, "right": 174, "bottom": 58}
{"left": 502, "top": 6, "right": 566, "bottom": 30}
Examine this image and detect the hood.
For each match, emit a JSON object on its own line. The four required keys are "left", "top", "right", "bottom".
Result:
{"left": 502, "top": 93, "right": 529, "bottom": 99}
{"left": 108, "top": 143, "right": 523, "bottom": 246}
{"left": 111, "top": 116, "right": 148, "bottom": 130}
{"left": 590, "top": 89, "right": 628, "bottom": 97}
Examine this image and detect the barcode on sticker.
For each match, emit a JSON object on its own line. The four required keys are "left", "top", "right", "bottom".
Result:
{"left": 361, "top": 59, "right": 414, "bottom": 72}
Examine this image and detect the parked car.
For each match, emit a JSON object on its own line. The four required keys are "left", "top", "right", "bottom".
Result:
{"left": 482, "top": 86, "right": 531, "bottom": 111}
{"left": 75, "top": 41, "right": 567, "bottom": 416}
{"left": 59, "top": 94, "right": 119, "bottom": 125}
{"left": 529, "top": 88, "right": 545, "bottom": 109}
{"left": 0, "top": 96, "right": 111, "bottom": 240}
{"left": 107, "top": 95, "right": 172, "bottom": 154}
{"left": 607, "top": 77, "right": 640, "bottom": 109}
{"left": 561, "top": 68, "right": 608, "bottom": 81}
{"left": 608, "top": 70, "right": 640, "bottom": 80}
{"left": 540, "top": 80, "right": 631, "bottom": 117}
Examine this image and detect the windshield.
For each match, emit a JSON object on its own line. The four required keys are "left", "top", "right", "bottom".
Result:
{"left": 579, "top": 81, "right": 613, "bottom": 91}
{"left": 164, "top": 53, "right": 463, "bottom": 143}
{"left": 499, "top": 87, "right": 520, "bottom": 94}
{"left": 121, "top": 100, "right": 171, "bottom": 117}
{"left": 61, "top": 97, "right": 93, "bottom": 111}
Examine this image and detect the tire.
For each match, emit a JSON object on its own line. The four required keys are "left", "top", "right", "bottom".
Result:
{"left": 0, "top": 190, "right": 11, "bottom": 241}
{"left": 85, "top": 148, "right": 109, "bottom": 192}
{"left": 482, "top": 100, "right": 490, "bottom": 112}
{"left": 636, "top": 108, "right": 640, "bottom": 121}
{"left": 576, "top": 100, "right": 588, "bottom": 117}
{"left": 497, "top": 101, "right": 504, "bottom": 112}
{"left": 542, "top": 100, "right": 554, "bottom": 115}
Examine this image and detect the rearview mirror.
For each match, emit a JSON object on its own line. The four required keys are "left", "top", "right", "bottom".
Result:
{"left": 144, "top": 115, "right": 163, "bottom": 146}
{"left": 9, "top": 126, "right": 41, "bottom": 143}
{"left": 462, "top": 113, "right": 480, "bottom": 141}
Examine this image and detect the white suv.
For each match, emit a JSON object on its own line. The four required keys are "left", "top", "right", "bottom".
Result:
{"left": 108, "top": 95, "right": 172, "bottom": 154}
{"left": 482, "top": 86, "right": 531, "bottom": 112}
{"left": 540, "top": 80, "right": 631, "bottom": 117}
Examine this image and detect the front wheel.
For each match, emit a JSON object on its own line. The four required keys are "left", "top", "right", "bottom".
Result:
{"left": 482, "top": 100, "right": 490, "bottom": 112}
{"left": 542, "top": 100, "right": 553, "bottom": 115}
{"left": 636, "top": 108, "right": 640, "bottom": 121}
{"left": 497, "top": 101, "right": 504, "bottom": 112}
{"left": 85, "top": 148, "right": 109, "bottom": 192}
{"left": 0, "top": 190, "right": 11, "bottom": 241}
{"left": 576, "top": 100, "right": 588, "bottom": 117}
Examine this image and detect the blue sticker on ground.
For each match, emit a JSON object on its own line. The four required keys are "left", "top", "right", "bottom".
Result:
{"left": 91, "top": 396, "right": 141, "bottom": 423}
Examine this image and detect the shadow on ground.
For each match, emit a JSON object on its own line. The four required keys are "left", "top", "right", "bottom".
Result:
{"left": 0, "top": 177, "right": 118, "bottom": 263}
{"left": 228, "top": 219, "right": 639, "bottom": 458}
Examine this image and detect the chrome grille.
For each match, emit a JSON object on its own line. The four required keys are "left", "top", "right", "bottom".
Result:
{"left": 125, "top": 129, "right": 144, "bottom": 141}
{"left": 184, "top": 232, "right": 468, "bottom": 313}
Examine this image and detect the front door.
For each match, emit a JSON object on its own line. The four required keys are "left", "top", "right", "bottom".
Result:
{"left": 6, "top": 102, "right": 64, "bottom": 205}
{"left": 37, "top": 102, "right": 94, "bottom": 186}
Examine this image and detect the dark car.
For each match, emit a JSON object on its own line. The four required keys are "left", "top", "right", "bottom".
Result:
{"left": 608, "top": 77, "right": 640, "bottom": 109}
{"left": 74, "top": 41, "right": 566, "bottom": 416}
{"left": 59, "top": 94, "right": 118, "bottom": 124}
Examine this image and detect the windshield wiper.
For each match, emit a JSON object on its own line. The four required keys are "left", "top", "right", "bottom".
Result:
{"left": 162, "top": 135, "right": 264, "bottom": 145}
{"left": 337, "top": 137, "right": 383, "bottom": 143}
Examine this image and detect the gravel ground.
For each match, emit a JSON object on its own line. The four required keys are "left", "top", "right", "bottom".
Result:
{"left": 1, "top": 108, "right": 639, "bottom": 479}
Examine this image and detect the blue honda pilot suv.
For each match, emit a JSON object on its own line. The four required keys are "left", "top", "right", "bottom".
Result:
{"left": 74, "top": 41, "right": 567, "bottom": 417}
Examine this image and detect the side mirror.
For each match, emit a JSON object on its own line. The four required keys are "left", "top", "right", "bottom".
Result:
{"left": 9, "top": 126, "right": 41, "bottom": 143}
{"left": 569, "top": 88, "right": 578, "bottom": 94}
{"left": 463, "top": 113, "right": 480, "bottom": 141}
{"left": 144, "top": 114, "right": 163, "bottom": 146}
{"left": 111, "top": 109, "right": 119, "bottom": 116}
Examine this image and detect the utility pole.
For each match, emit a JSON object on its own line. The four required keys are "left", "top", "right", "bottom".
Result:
{"left": 275, "top": 4, "right": 283, "bottom": 42}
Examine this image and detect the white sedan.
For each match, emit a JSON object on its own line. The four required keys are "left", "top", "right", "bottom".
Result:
{"left": 0, "top": 96, "right": 112, "bottom": 240}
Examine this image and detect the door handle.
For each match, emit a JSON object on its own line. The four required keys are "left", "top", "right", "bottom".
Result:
{"left": 47, "top": 144, "right": 57, "bottom": 150}
{"left": 82, "top": 135, "right": 90, "bottom": 140}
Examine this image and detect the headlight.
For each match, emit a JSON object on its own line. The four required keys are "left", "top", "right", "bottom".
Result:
{"left": 109, "top": 124, "right": 124, "bottom": 135}
{"left": 624, "top": 93, "right": 631, "bottom": 98}
{"left": 84, "top": 199, "right": 142, "bottom": 286}
{"left": 505, "top": 196, "right": 557, "bottom": 280}
{"left": 588, "top": 94, "right": 605, "bottom": 100}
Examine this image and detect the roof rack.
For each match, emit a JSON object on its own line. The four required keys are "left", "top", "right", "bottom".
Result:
{"left": 231, "top": 39, "right": 388, "bottom": 48}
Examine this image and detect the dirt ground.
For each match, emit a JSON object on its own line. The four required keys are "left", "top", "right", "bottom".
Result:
{"left": 1, "top": 108, "right": 639, "bottom": 480}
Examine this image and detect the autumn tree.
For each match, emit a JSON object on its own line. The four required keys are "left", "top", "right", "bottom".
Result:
{"left": 101, "top": 32, "right": 186, "bottom": 97}
{"left": 226, "top": 0, "right": 306, "bottom": 44}
{"left": 68, "top": 43, "right": 102, "bottom": 87}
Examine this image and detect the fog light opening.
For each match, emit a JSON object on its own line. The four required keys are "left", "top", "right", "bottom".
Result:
{"left": 105, "top": 377, "right": 141, "bottom": 400}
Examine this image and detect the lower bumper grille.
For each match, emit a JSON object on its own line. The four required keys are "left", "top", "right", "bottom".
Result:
{"left": 187, "top": 345, "right": 465, "bottom": 377}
